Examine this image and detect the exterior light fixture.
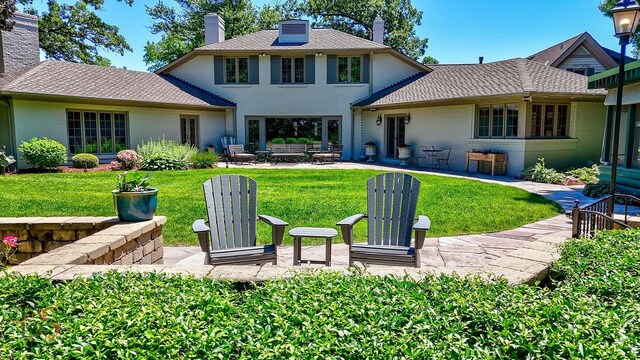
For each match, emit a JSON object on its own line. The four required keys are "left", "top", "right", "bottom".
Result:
{"left": 315, "top": 52, "right": 323, "bottom": 56}
{"left": 259, "top": 53, "right": 267, "bottom": 57}
{"left": 376, "top": 114, "right": 382, "bottom": 126}
{"left": 404, "top": 113, "right": 411, "bottom": 125}
{"left": 608, "top": 0, "right": 640, "bottom": 213}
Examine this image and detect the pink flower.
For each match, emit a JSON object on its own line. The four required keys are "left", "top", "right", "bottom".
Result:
{"left": 3, "top": 235, "right": 18, "bottom": 248}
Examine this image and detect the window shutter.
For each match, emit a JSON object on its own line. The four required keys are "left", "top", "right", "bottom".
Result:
{"left": 249, "top": 55, "right": 259, "bottom": 84}
{"left": 305, "top": 55, "right": 315, "bottom": 84}
{"left": 362, "top": 54, "right": 370, "bottom": 83}
{"left": 271, "top": 55, "right": 281, "bottom": 84}
{"left": 214, "top": 56, "right": 224, "bottom": 84}
{"left": 326, "top": 55, "right": 337, "bottom": 84}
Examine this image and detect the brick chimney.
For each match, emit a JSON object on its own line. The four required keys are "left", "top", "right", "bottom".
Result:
{"left": 373, "top": 16, "right": 385, "bottom": 44}
{"left": 0, "top": 13, "right": 39, "bottom": 73}
{"left": 204, "top": 13, "right": 225, "bottom": 45}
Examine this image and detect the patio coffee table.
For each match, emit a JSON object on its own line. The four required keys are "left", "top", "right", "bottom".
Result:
{"left": 289, "top": 227, "right": 338, "bottom": 266}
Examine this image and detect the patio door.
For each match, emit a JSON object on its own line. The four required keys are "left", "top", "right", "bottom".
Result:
{"left": 180, "top": 115, "right": 199, "bottom": 147}
{"left": 386, "top": 115, "right": 406, "bottom": 158}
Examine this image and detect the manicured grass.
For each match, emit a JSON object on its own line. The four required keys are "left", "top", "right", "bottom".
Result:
{"left": 0, "top": 169, "right": 562, "bottom": 245}
{"left": 1, "top": 230, "right": 639, "bottom": 358}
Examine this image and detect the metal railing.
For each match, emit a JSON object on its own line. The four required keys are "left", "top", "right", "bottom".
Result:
{"left": 571, "top": 194, "right": 637, "bottom": 238}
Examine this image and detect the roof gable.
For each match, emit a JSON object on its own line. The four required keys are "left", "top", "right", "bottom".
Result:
{"left": 0, "top": 61, "right": 235, "bottom": 108}
{"left": 528, "top": 32, "right": 618, "bottom": 70}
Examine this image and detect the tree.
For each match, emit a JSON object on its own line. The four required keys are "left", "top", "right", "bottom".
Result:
{"left": 144, "top": 0, "right": 435, "bottom": 71}
{"left": 0, "top": 0, "right": 17, "bottom": 31}
{"left": 15, "top": 0, "right": 134, "bottom": 66}
{"left": 144, "top": 0, "right": 282, "bottom": 71}
{"left": 599, "top": 0, "right": 640, "bottom": 58}
{"left": 283, "top": 0, "right": 430, "bottom": 61}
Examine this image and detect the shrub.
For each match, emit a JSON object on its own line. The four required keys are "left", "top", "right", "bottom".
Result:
{"left": 297, "top": 138, "right": 314, "bottom": 145}
{"left": 116, "top": 149, "right": 142, "bottom": 170}
{"left": 140, "top": 154, "right": 188, "bottom": 171}
{"left": 137, "top": 137, "right": 198, "bottom": 163}
{"left": 285, "top": 137, "right": 299, "bottom": 144}
{"left": 190, "top": 152, "right": 219, "bottom": 169}
{"left": 2, "top": 230, "right": 640, "bottom": 358}
{"left": 71, "top": 153, "right": 99, "bottom": 169}
{"left": 583, "top": 182, "right": 610, "bottom": 198}
{"left": 521, "top": 158, "right": 565, "bottom": 184}
{"left": 17, "top": 137, "right": 67, "bottom": 169}
{"left": 566, "top": 164, "right": 600, "bottom": 184}
{"left": 271, "top": 138, "right": 285, "bottom": 144}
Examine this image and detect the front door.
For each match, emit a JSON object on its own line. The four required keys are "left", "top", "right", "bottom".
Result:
{"left": 386, "top": 115, "right": 406, "bottom": 158}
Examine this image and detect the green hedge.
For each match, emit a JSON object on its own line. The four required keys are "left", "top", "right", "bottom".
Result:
{"left": 1, "top": 230, "right": 639, "bottom": 358}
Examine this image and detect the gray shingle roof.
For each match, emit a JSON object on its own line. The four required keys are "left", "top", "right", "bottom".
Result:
{"left": 198, "top": 28, "right": 389, "bottom": 51}
{"left": 353, "top": 58, "right": 606, "bottom": 107}
{"left": 0, "top": 61, "right": 235, "bottom": 108}
{"left": 527, "top": 33, "right": 585, "bottom": 66}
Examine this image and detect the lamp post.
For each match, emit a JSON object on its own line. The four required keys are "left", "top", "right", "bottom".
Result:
{"left": 608, "top": 0, "right": 640, "bottom": 214}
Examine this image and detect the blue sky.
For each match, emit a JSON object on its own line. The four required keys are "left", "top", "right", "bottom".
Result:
{"left": 25, "top": 0, "right": 623, "bottom": 71}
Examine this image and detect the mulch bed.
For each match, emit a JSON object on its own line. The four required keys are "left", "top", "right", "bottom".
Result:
{"left": 10, "top": 164, "right": 114, "bottom": 175}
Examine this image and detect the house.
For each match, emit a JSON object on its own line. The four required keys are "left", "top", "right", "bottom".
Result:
{"left": 588, "top": 60, "right": 640, "bottom": 191}
{"left": 528, "top": 32, "right": 633, "bottom": 75}
{"left": 0, "top": 13, "right": 608, "bottom": 175}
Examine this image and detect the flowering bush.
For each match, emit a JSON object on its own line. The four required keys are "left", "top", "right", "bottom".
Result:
{"left": 1, "top": 235, "right": 17, "bottom": 268}
{"left": 117, "top": 150, "right": 142, "bottom": 170}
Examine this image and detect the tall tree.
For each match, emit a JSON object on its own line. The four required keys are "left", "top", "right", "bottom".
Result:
{"left": 599, "top": 0, "right": 640, "bottom": 58}
{"left": 15, "top": 0, "right": 133, "bottom": 66}
{"left": 1, "top": 0, "right": 17, "bottom": 31}
{"left": 144, "top": 0, "right": 282, "bottom": 71}
{"left": 144, "top": 0, "right": 433, "bottom": 71}
{"left": 283, "top": 0, "right": 429, "bottom": 61}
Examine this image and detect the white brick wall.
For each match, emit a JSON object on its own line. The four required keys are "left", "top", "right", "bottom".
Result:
{"left": 0, "top": 13, "right": 39, "bottom": 73}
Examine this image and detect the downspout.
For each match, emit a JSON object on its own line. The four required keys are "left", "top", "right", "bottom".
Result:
{"left": 0, "top": 99, "right": 15, "bottom": 157}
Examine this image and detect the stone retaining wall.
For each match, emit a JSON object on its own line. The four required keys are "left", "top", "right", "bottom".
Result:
{"left": 0, "top": 217, "right": 119, "bottom": 264}
{"left": 2, "top": 217, "right": 165, "bottom": 266}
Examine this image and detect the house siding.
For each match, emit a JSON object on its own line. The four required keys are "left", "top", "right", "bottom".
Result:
{"left": 168, "top": 54, "right": 423, "bottom": 159}
{"left": 11, "top": 99, "right": 226, "bottom": 168}
{"left": 523, "top": 102, "right": 606, "bottom": 170}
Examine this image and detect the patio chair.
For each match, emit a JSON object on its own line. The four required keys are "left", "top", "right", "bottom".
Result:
{"left": 192, "top": 175, "right": 289, "bottom": 265}
{"left": 228, "top": 144, "right": 256, "bottom": 164}
{"left": 220, "top": 135, "right": 236, "bottom": 159}
{"left": 336, "top": 172, "right": 431, "bottom": 268}
{"left": 437, "top": 148, "right": 451, "bottom": 169}
{"left": 415, "top": 145, "right": 428, "bottom": 167}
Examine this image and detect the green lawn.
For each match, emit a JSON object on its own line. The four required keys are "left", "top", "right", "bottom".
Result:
{"left": 0, "top": 169, "right": 562, "bottom": 245}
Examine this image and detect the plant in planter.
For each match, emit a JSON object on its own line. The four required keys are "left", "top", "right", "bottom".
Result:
{"left": 397, "top": 143, "right": 411, "bottom": 166}
{"left": 365, "top": 141, "right": 377, "bottom": 162}
{"left": 112, "top": 171, "right": 158, "bottom": 222}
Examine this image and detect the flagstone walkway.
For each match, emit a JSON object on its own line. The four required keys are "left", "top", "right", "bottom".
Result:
{"left": 163, "top": 162, "right": 625, "bottom": 284}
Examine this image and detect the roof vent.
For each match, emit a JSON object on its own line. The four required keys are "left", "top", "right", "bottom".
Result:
{"left": 278, "top": 20, "right": 309, "bottom": 44}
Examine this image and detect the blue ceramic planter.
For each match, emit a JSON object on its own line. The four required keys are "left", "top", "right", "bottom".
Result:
{"left": 112, "top": 188, "right": 158, "bottom": 222}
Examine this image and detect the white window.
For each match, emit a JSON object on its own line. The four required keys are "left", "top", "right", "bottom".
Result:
{"left": 180, "top": 115, "right": 199, "bottom": 147}
{"left": 281, "top": 57, "right": 305, "bottom": 83}
{"left": 67, "top": 110, "right": 127, "bottom": 154}
{"left": 337, "top": 56, "right": 362, "bottom": 83}
{"left": 225, "top": 57, "right": 249, "bottom": 83}
{"left": 476, "top": 104, "right": 518, "bottom": 138}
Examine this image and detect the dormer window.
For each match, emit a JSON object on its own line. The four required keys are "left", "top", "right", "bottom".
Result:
{"left": 278, "top": 20, "right": 310, "bottom": 44}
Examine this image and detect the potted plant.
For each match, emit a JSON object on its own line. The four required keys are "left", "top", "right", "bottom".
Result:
{"left": 206, "top": 144, "right": 216, "bottom": 153}
{"left": 365, "top": 141, "right": 377, "bottom": 162}
{"left": 112, "top": 171, "right": 158, "bottom": 222}
{"left": 397, "top": 143, "right": 411, "bottom": 166}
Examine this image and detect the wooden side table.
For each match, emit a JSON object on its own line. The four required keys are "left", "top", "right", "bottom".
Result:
{"left": 289, "top": 227, "right": 338, "bottom": 266}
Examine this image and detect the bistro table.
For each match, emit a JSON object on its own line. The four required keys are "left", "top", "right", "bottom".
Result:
{"left": 422, "top": 148, "right": 443, "bottom": 168}
{"left": 289, "top": 227, "right": 338, "bottom": 266}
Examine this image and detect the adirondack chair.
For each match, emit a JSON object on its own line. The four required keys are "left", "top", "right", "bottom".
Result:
{"left": 192, "top": 175, "right": 289, "bottom": 265}
{"left": 336, "top": 172, "right": 431, "bottom": 268}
